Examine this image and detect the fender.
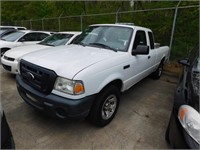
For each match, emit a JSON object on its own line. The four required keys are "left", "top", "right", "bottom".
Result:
{"left": 97, "top": 72, "right": 124, "bottom": 93}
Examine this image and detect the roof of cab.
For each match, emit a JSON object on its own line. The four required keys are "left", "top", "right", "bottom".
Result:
{"left": 58, "top": 31, "right": 81, "bottom": 35}
{"left": 15, "top": 30, "right": 52, "bottom": 35}
{"left": 0, "top": 26, "right": 27, "bottom": 30}
{"left": 89, "top": 23, "right": 152, "bottom": 32}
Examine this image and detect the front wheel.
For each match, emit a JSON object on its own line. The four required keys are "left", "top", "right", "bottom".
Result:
{"left": 1, "top": 50, "right": 6, "bottom": 57}
{"left": 89, "top": 85, "right": 120, "bottom": 127}
{"left": 151, "top": 61, "right": 164, "bottom": 79}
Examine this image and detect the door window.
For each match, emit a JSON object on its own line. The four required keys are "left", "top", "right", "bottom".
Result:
{"left": 132, "top": 30, "right": 147, "bottom": 50}
{"left": 19, "top": 33, "right": 49, "bottom": 42}
{"left": 19, "top": 33, "right": 38, "bottom": 41}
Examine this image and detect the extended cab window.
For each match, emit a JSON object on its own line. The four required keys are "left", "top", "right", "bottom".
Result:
{"left": 148, "top": 31, "right": 154, "bottom": 49}
{"left": 133, "top": 30, "right": 147, "bottom": 50}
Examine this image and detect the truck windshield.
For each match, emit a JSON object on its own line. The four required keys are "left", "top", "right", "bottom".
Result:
{"left": 39, "top": 33, "right": 73, "bottom": 46}
{"left": 1, "top": 31, "right": 25, "bottom": 42}
{"left": 73, "top": 26, "right": 133, "bottom": 52}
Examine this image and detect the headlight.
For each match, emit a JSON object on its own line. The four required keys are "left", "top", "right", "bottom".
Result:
{"left": 178, "top": 105, "right": 200, "bottom": 145}
{"left": 54, "top": 77, "right": 85, "bottom": 95}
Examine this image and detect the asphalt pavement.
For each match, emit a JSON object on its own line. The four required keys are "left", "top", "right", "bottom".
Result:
{"left": 1, "top": 66, "right": 178, "bottom": 149}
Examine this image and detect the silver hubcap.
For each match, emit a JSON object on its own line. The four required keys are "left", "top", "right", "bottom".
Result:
{"left": 158, "top": 65, "right": 162, "bottom": 76}
{"left": 101, "top": 94, "right": 117, "bottom": 120}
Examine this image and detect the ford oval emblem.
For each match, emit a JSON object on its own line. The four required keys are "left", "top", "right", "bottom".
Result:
{"left": 26, "top": 72, "right": 34, "bottom": 80}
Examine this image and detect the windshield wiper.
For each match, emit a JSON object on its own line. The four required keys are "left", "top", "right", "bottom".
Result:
{"left": 38, "top": 43, "right": 54, "bottom": 46}
{"left": 78, "top": 42, "right": 86, "bottom": 47}
{"left": 89, "top": 42, "right": 117, "bottom": 52}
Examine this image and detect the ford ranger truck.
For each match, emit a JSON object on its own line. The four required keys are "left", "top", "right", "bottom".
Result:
{"left": 16, "top": 24, "right": 170, "bottom": 127}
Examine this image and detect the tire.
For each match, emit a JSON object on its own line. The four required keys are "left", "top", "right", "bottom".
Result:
{"left": 151, "top": 61, "right": 164, "bottom": 79}
{"left": 165, "top": 112, "right": 173, "bottom": 144}
{"left": 165, "top": 122, "right": 170, "bottom": 143}
{"left": 89, "top": 85, "right": 120, "bottom": 127}
{"left": 1, "top": 49, "right": 7, "bottom": 57}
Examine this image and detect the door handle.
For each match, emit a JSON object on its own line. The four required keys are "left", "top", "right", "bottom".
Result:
{"left": 123, "top": 65, "right": 130, "bottom": 70}
{"left": 148, "top": 56, "right": 151, "bottom": 59}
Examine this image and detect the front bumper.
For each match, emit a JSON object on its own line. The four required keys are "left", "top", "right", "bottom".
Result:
{"left": 1, "top": 56, "right": 19, "bottom": 74}
{"left": 16, "top": 75, "right": 96, "bottom": 120}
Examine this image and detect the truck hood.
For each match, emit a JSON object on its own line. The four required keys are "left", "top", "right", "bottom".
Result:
{"left": 4, "top": 44, "right": 49, "bottom": 59}
{"left": 22, "top": 44, "right": 121, "bottom": 79}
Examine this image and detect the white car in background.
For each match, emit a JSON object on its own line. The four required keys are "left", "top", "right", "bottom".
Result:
{"left": 0, "top": 25, "right": 27, "bottom": 30}
{"left": 0, "top": 30, "right": 52, "bottom": 56}
{"left": 1, "top": 32, "right": 81, "bottom": 74}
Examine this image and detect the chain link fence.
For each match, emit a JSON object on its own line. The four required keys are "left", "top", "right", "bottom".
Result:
{"left": 1, "top": 5, "right": 199, "bottom": 60}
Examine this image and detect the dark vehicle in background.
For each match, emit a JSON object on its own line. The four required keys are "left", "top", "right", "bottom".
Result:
{"left": 165, "top": 46, "right": 200, "bottom": 149}
{"left": 0, "top": 29, "right": 17, "bottom": 38}
{"left": 0, "top": 104, "right": 15, "bottom": 149}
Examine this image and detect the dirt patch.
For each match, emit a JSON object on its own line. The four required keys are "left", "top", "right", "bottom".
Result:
{"left": 164, "top": 61, "right": 183, "bottom": 77}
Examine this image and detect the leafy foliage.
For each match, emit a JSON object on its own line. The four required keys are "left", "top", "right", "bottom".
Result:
{"left": 1, "top": 1, "right": 199, "bottom": 59}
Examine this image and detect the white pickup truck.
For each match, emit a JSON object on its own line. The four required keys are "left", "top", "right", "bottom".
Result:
{"left": 16, "top": 23, "right": 169, "bottom": 127}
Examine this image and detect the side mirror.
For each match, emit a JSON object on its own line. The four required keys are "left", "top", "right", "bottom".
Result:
{"left": 132, "top": 45, "right": 149, "bottom": 55}
{"left": 178, "top": 59, "right": 190, "bottom": 67}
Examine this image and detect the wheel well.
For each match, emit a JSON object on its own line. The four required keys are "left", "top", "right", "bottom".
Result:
{"left": 103, "top": 79, "right": 123, "bottom": 91}
{"left": 1, "top": 47, "right": 11, "bottom": 51}
{"left": 161, "top": 57, "right": 165, "bottom": 63}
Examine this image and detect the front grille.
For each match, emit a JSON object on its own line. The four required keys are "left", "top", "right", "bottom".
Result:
{"left": 4, "top": 56, "right": 15, "bottom": 61}
{"left": 20, "top": 59, "right": 57, "bottom": 94}
{"left": 2, "top": 64, "right": 11, "bottom": 71}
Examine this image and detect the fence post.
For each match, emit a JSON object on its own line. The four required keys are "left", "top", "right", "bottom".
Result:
{"left": 58, "top": 13, "right": 63, "bottom": 31}
{"left": 42, "top": 17, "right": 45, "bottom": 30}
{"left": 80, "top": 14, "right": 83, "bottom": 31}
{"left": 30, "top": 19, "right": 32, "bottom": 30}
{"left": 116, "top": 8, "right": 120, "bottom": 23}
{"left": 169, "top": 0, "right": 182, "bottom": 60}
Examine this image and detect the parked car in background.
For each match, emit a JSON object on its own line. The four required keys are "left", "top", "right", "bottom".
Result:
{"left": 0, "top": 25, "right": 27, "bottom": 30}
{"left": 165, "top": 46, "right": 200, "bottom": 149}
{"left": 0, "top": 104, "right": 15, "bottom": 149}
{"left": 0, "top": 29, "right": 17, "bottom": 38}
{"left": 16, "top": 23, "right": 169, "bottom": 127}
{"left": 1, "top": 31, "right": 81, "bottom": 74}
{"left": 0, "top": 30, "right": 51, "bottom": 56}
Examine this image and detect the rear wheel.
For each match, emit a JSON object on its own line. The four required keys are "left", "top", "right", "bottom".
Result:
{"left": 89, "top": 85, "right": 120, "bottom": 127}
{"left": 165, "top": 122, "right": 170, "bottom": 143}
{"left": 165, "top": 112, "right": 173, "bottom": 143}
